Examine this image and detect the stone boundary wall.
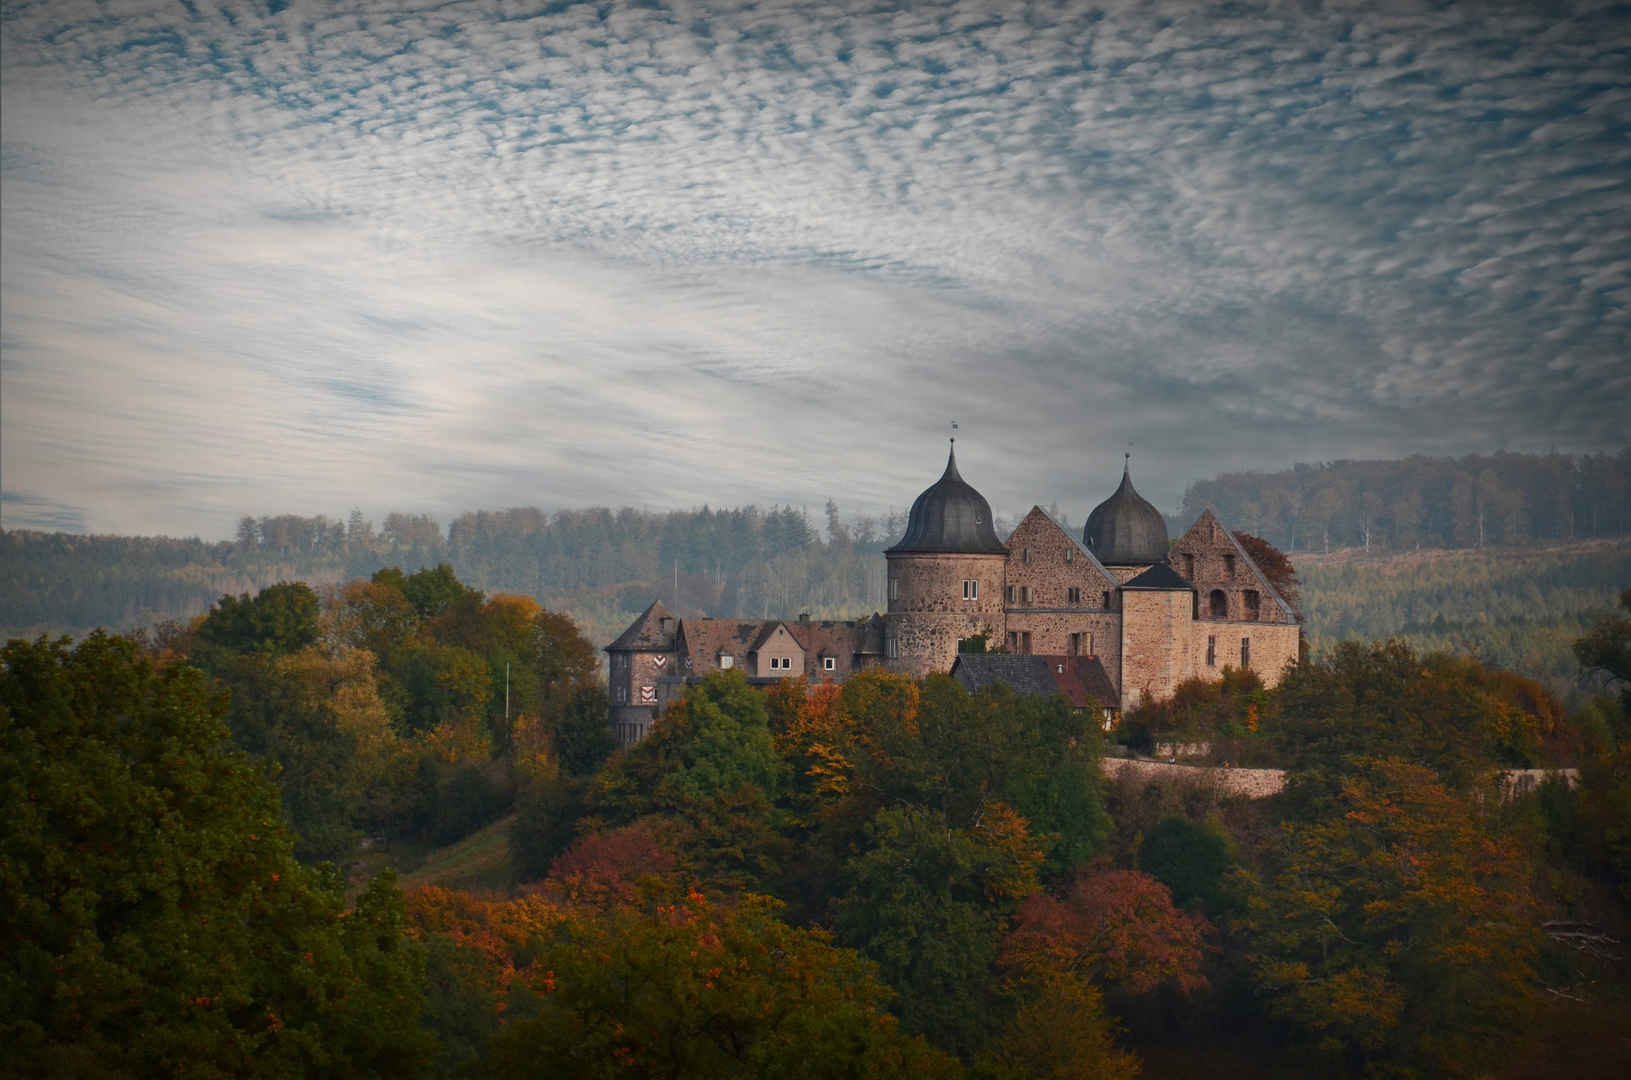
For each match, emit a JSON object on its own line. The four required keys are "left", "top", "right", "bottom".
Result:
{"left": 1101, "top": 760, "right": 1582, "bottom": 803}
{"left": 1101, "top": 757, "right": 1286, "bottom": 799}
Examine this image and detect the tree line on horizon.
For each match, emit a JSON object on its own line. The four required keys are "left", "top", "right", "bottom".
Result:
{"left": 1177, "top": 448, "right": 1631, "bottom": 554}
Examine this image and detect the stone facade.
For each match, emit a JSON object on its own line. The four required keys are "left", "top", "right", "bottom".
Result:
{"left": 884, "top": 551, "right": 1008, "bottom": 678}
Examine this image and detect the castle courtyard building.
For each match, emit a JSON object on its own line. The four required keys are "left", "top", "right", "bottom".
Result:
{"left": 606, "top": 444, "right": 1300, "bottom": 744}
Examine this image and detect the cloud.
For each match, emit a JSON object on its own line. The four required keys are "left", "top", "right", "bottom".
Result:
{"left": 1, "top": 0, "right": 1626, "bottom": 538}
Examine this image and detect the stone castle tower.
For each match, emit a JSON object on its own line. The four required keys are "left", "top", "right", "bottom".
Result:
{"left": 882, "top": 443, "right": 1009, "bottom": 676}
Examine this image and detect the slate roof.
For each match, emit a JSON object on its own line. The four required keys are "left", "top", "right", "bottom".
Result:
{"left": 1122, "top": 561, "right": 1194, "bottom": 591}
{"left": 886, "top": 444, "right": 1008, "bottom": 556}
{"left": 950, "top": 654, "right": 1059, "bottom": 697}
{"left": 1084, "top": 458, "right": 1170, "bottom": 565}
{"left": 607, "top": 599, "right": 678, "bottom": 652}
{"left": 949, "top": 653, "right": 1119, "bottom": 712}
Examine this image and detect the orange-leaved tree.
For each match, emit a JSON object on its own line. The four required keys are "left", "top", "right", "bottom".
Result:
{"left": 479, "top": 886, "right": 962, "bottom": 1080}
{"left": 1238, "top": 758, "right": 1541, "bottom": 1074}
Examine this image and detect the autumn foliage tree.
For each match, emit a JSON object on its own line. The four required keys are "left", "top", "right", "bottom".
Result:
{"left": 1238, "top": 759, "right": 1541, "bottom": 1074}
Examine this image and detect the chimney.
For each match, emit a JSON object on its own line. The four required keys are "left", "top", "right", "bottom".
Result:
{"left": 798, "top": 612, "right": 812, "bottom": 624}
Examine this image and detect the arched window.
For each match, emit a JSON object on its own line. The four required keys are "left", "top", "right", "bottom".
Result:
{"left": 1209, "top": 589, "right": 1228, "bottom": 618}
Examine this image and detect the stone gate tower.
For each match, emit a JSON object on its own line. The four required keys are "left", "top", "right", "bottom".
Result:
{"left": 884, "top": 443, "right": 1009, "bottom": 677}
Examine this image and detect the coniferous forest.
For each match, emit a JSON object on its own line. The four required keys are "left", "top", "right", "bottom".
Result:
{"left": 5, "top": 551, "right": 1631, "bottom": 1076}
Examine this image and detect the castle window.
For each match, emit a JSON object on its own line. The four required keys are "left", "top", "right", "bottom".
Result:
{"left": 1008, "top": 631, "right": 1019, "bottom": 652}
{"left": 1065, "top": 547, "right": 1074, "bottom": 563}
{"left": 1183, "top": 553, "right": 1195, "bottom": 580}
{"left": 1006, "top": 585, "right": 1018, "bottom": 604}
{"left": 963, "top": 579, "right": 979, "bottom": 600}
{"left": 1207, "top": 636, "right": 1217, "bottom": 666}
{"left": 1023, "top": 548, "right": 1032, "bottom": 564}
{"left": 1103, "top": 591, "right": 1112, "bottom": 609}
{"left": 889, "top": 578, "right": 899, "bottom": 601}
{"left": 887, "top": 637, "right": 898, "bottom": 659}
{"left": 719, "top": 654, "right": 734, "bottom": 669}
{"left": 1210, "top": 590, "right": 1228, "bottom": 618}
{"left": 824, "top": 656, "right": 836, "bottom": 671}
{"left": 1244, "top": 590, "right": 1261, "bottom": 620}
{"left": 1067, "top": 586, "right": 1081, "bottom": 604}
{"left": 1241, "top": 637, "right": 1252, "bottom": 668}
{"left": 1021, "top": 631, "right": 1032, "bottom": 654}
{"left": 1223, "top": 554, "right": 1236, "bottom": 581}
{"left": 1069, "top": 632, "right": 1081, "bottom": 655}
{"left": 615, "top": 685, "right": 627, "bottom": 703}
{"left": 1021, "top": 586, "right": 1035, "bottom": 604}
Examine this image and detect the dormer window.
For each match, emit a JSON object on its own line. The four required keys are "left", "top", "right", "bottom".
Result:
{"left": 719, "top": 654, "right": 734, "bottom": 670}
{"left": 824, "top": 656, "right": 836, "bottom": 671}
{"left": 1023, "top": 548, "right": 1032, "bottom": 564}
{"left": 1065, "top": 547, "right": 1073, "bottom": 563}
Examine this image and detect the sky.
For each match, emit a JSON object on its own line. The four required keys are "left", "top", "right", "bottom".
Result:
{"left": 2, "top": 0, "right": 1627, "bottom": 540}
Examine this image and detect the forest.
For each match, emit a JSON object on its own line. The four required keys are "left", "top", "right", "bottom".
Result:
{"left": 1176, "top": 448, "right": 1631, "bottom": 555}
{"left": 3, "top": 562, "right": 1630, "bottom": 1078}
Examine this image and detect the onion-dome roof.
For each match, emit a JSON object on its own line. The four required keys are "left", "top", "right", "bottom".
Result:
{"left": 1083, "top": 457, "right": 1169, "bottom": 565}
{"left": 886, "top": 444, "right": 1008, "bottom": 555}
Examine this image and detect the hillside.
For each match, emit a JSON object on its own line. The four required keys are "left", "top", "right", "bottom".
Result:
{"left": 1298, "top": 539, "right": 1631, "bottom": 702}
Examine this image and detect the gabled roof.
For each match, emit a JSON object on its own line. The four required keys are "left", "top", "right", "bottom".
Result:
{"left": 786, "top": 619, "right": 869, "bottom": 663}
{"left": 1183, "top": 509, "right": 1299, "bottom": 621}
{"left": 1044, "top": 655, "right": 1119, "bottom": 711}
{"left": 748, "top": 621, "right": 805, "bottom": 654}
{"left": 607, "top": 599, "right": 678, "bottom": 652}
{"left": 677, "top": 619, "right": 763, "bottom": 665}
{"left": 950, "top": 654, "right": 1059, "bottom": 697}
{"left": 1122, "top": 561, "right": 1193, "bottom": 591}
{"left": 949, "top": 653, "right": 1119, "bottom": 711}
{"left": 1028, "top": 506, "right": 1119, "bottom": 589}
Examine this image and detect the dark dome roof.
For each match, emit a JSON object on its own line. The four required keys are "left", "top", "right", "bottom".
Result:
{"left": 1084, "top": 458, "right": 1169, "bottom": 565}
{"left": 887, "top": 444, "right": 1007, "bottom": 555}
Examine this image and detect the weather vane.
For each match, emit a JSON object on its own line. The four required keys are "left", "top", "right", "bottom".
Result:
{"left": 950, "top": 419, "right": 958, "bottom": 444}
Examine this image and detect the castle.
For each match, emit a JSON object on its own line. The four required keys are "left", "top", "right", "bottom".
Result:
{"left": 605, "top": 445, "right": 1301, "bottom": 745}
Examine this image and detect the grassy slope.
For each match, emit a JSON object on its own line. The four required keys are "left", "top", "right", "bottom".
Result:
{"left": 350, "top": 816, "right": 516, "bottom": 898}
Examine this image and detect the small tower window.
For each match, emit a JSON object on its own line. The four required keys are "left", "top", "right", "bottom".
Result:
{"left": 1023, "top": 548, "right": 1032, "bottom": 564}
{"left": 889, "top": 578, "right": 899, "bottom": 601}
{"left": 1210, "top": 590, "right": 1227, "bottom": 618}
{"left": 963, "top": 579, "right": 979, "bottom": 600}
{"left": 1021, "top": 586, "right": 1035, "bottom": 604}
{"left": 1244, "top": 590, "right": 1261, "bottom": 620}
{"left": 1207, "top": 635, "right": 1217, "bottom": 666}
{"left": 1241, "top": 637, "right": 1252, "bottom": 668}
{"left": 1067, "top": 586, "right": 1081, "bottom": 604}
{"left": 1183, "top": 553, "right": 1195, "bottom": 580}
{"left": 1065, "top": 547, "right": 1073, "bottom": 563}
{"left": 1006, "top": 585, "right": 1017, "bottom": 604}
{"left": 1103, "top": 591, "right": 1112, "bottom": 609}
{"left": 1223, "top": 554, "right": 1236, "bottom": 581}
{"left": 887, "top": 637, "right": 898, "bottom": 659}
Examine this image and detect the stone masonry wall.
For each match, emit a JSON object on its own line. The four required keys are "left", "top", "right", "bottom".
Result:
{"left": 1119, "top": 589, "right": 1193, "bottom": 710}
{"left": 886, "top": 551, "right": 1007, "bottom": 677}
{"left": 1187, "top": 620, "right": 1300, "bottom": 688}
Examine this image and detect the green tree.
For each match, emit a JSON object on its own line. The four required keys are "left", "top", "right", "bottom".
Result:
{"left": 0, "top": 633, "right": 431, "bottom": 1077}
{"left": 1238, "top": 759, "right": 1540, "bottom": 1075}
{"left": 481, "top": 888, "right": 961, "bottom": 1080}
{"left": 1272, "top": 641, "right": 1555, "bottom": 784}
{"left": 832, "top": 804, "right": 1040, "bottom": 1058}
{"left": 195, "top": 581, "right": 321, "bottom": 657}
{"left": 1139, "top": 815, "right": 1238, "bottom": 916}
